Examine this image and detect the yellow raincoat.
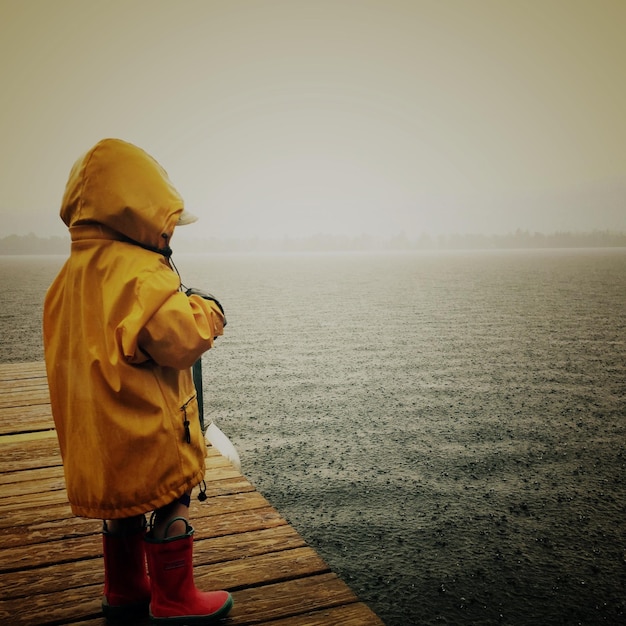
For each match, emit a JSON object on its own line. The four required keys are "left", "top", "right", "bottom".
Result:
{"left": 43, "top": 138, "right": 225, "bottom": 519}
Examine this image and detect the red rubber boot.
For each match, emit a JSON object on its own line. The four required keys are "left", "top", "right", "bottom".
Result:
{"left": 145, "top": 517, "right": 233, "bottom": 624}
{"left": 102, "top": 521, "right": 151, "bottom": 619}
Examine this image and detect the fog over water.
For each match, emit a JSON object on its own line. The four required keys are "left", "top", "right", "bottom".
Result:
{"left": 1, "top": 1, "right": 626, "bottom": 240}
{"left": 2, "top": 249, "right": 625, "bottom": 625}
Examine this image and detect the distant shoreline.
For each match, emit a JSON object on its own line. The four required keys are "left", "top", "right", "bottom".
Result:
{"left": 1, "top": 230, "right": 626, "bottom": 255}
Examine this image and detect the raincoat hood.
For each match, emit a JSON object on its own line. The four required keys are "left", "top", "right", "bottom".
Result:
{"left": 60, "top": 138, "right": 187, "bottom": 255}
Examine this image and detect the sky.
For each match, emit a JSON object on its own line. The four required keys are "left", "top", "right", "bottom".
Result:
{"left": 1, "top": 0, "right": 625, "bottom": 240}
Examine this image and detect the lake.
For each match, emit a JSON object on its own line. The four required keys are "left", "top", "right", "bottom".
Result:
{"left": 1, "top": 248, "right": 625, "bottom": 625}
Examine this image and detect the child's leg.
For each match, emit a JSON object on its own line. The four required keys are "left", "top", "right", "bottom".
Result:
{"left": 151, "top": 492, "right": 192, "bottom": 540}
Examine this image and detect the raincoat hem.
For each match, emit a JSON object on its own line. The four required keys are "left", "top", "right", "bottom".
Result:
{"left": 68, "top": 469, "right": 206, "bottom": 519}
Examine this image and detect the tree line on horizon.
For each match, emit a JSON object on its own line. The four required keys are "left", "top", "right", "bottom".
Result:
{"left": 1, "top": 229, "right": 626, "bottom": 255}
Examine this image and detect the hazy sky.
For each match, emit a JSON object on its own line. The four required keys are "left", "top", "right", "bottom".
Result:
{"left": 1, "top": 0, "right": 625, "bottom": 239}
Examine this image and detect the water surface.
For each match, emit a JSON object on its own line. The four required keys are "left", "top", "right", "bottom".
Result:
{"left": 2, "top": 249, "right": 625, "bottom": 625}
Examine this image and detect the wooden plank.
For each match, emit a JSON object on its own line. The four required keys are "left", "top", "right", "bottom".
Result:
{"left": 0, "top": 437, "right": 62, "bottom": 473}
{"left": 191, "top": 506, "right": 288, "bottom": 538}
{"left": 0, "top": 515, "right": 100, "bottom": 550}
{"left": 226, "top": 574, "right": 361, "bottom": 624}
{"left": 0, "top": 379, "right": 49, "bottom": 394}
{"left": 0, "top": 388, "right": 50, "bottom": 409}
{"left": 0, "top": 533, "right": 101, "bottom": 575}
{"left": 198, "top": 546, "right": 330, "bottom": 590}
{"left": 0, "top": 586, "right": 103, "bottom": 626}
{"left": 0, "top": 463, "right": 64, "bottom": 488}
{"left": 0, "top": 472, "right": 67, "bottom": 498}
{"left": 0, "top": 401, "right": 52, "bottom": 416}
{"left": 0, "top": 487, "right": 70, "bottom": 514}
{"left": 0, "top": 501, "right": 74, "bottom": 529}
{"left": 192, "top": 525, "right": 307, "bottom": 566}
{"left": 0, "top": 362, "right": 47, "bottom": 381}
{"left": 0, "top": 410, "right": 55, "bottom": 436}
{"left": 66, "top": 602, "right": 386, "bottom": 626}
{"left": 261, "top": 603, "right": 386, "bottom": 626}
{"left": 198, "top": 475, "right": 257, "bottom": 497}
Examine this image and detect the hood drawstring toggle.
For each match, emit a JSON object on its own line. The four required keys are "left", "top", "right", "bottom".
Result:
{"left": 180, "top": 396, "right": 195, "bottom": 445}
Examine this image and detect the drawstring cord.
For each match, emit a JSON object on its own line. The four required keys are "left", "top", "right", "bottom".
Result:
{"left": 180, "top": 397, "right": 195, "bottom": 444}
{"left": 197, "top": 480, "right": 207, "bottom": 502}
{"left": 166, "top": 245, "right": 190, "bottom": 293}
{"left": 140, "top": 232, "right": 188, "bottom": 292}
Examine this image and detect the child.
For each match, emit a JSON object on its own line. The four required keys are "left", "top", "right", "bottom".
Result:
{"left": 43, "top": 138, "right": 233, "bottom": 623}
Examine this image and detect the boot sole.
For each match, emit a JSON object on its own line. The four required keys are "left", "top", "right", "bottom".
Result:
{"left": 102, "top": 597, "right": 150, "bottom": 620}
{"left": 149, "top": 594, "right": 233, "bottom": 624}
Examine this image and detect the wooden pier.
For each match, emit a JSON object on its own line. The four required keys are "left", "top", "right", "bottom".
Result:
{"left": 0, "top": 362, "right": 384, "bottom": 626}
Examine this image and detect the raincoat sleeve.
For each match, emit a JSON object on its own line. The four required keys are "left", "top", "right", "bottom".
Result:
{"left": 118, "top": 268, "right": 225, "bottom": 370}
{"left": 136, "top": 292, "right": 225, "bottom": 369}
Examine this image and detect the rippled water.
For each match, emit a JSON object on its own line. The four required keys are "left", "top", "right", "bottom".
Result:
{"left": 1, "top": 249, "right": 625, "bottom": 625}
